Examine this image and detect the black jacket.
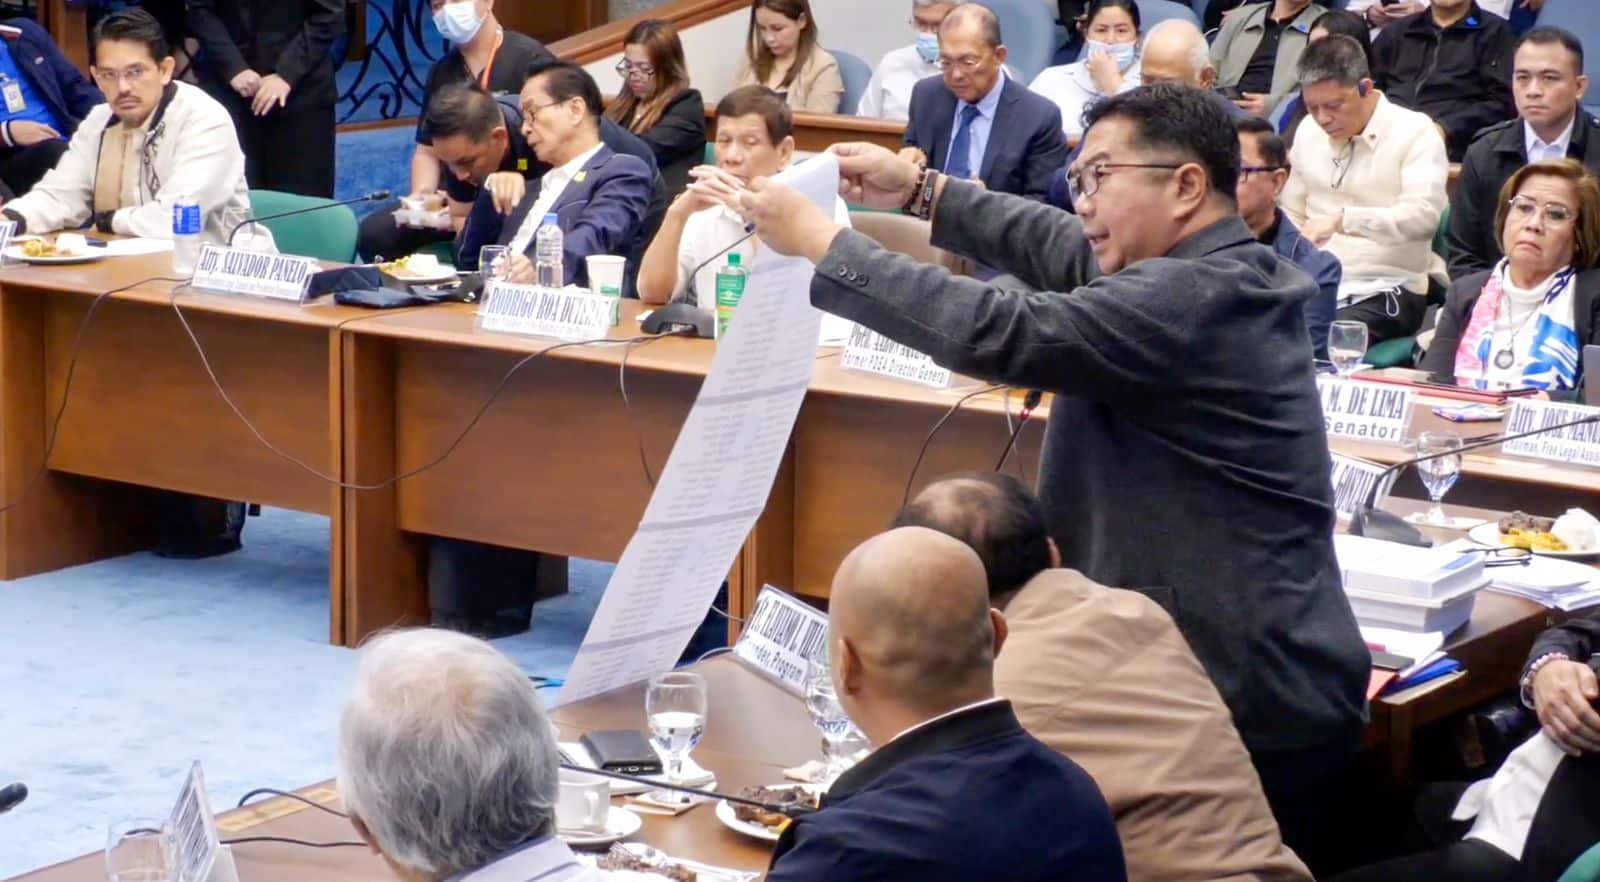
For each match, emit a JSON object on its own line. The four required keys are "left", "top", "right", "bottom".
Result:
{"left": 1448, "top": 112, "right": 1600, "bottom": 279}
{"left": 621, "top": 88, "right": 705, "bottom": 196}
{"left": 1373, "top": 4, "right": 1514, "bottom": 162}
{"left": 187, "top": 0, "right": 345, "bottom": 109}
{"left": 1419, "top": 268, "right": 1600, "bottom": 400}
{"left": 905, "top": 75, "right": 1068, "bottom": 202}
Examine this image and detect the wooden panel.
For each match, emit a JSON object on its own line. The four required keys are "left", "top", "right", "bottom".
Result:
{"left": 41, "top": 295, "right": 336, "bottom": 514}
{"left": 551, "top": 0, "right": 749, "bottom": 64}
{"left": 40, "top": 0, "right": 89, "bottom": 72}
{"left": 704, "top": 104, "right": 907, "bottom": 153}
{"left": 498, "top": 0, "right": 612, "bottom": 49}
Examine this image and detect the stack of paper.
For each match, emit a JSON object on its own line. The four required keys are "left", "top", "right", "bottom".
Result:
{"left": 1490, "top": 556, "right": 1600, "bottom": 611}
{"left": 1335, "top": 535, "right": 1489, "bottom": 632}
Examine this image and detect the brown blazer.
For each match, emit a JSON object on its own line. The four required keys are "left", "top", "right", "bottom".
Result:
{"left": 733, "top": 44, "right": 844, "bottom": 114}
{"left": 994, "top": 569, "right": 1312, "bottom": 882}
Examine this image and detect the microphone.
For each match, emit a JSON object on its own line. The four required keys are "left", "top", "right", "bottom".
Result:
{"left": 1349, "top": 411, "right": 1600, "bottom": 547}
{"left": 557, "top": 763, "right": 817, "bottom": 818}
{"left": 0, "top": 783, "right": 27, "bottom": 815}
{"left": 226, "top": 190, "right": 393, "bottom": 247}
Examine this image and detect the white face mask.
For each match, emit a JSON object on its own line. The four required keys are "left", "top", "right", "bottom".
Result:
{"left": 433, "top": 1, "right": 485, "bottom": 46}
{"left": 1086, "top": 40, "right": 1137, "bottom": 73}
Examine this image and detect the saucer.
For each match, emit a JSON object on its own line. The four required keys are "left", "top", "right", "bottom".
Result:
{"left": 559, "top": 806, "right": 642, "bottom": 847}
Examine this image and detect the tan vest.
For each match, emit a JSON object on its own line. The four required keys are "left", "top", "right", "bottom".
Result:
{"left": 995, "top": 570, "right": 1312, "bottom": 882}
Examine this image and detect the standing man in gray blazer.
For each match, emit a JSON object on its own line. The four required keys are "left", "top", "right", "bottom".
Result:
{"left": 735, "top": 83, "right": 1368, "bottom": 872}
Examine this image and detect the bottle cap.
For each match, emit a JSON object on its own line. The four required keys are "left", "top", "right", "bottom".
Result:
{"left": 728, "top": 253, "right": 741, "bottom": 266}
{"left": 543, "top": 213, "right": 559, "bottom": 223}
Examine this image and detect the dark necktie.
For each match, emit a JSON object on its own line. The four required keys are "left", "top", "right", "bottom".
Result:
{"left": 945, "top": 104, "right": 981, "bottom": 180}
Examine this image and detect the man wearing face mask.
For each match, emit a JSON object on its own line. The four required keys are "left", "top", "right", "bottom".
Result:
{"left": 859, "top": 0, "right": 962, "bottom": 122}
{"left": 355, "top": 0, "right": 554, "bottom": 262}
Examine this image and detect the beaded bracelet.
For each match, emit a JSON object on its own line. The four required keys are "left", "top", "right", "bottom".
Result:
{"left": 1521, "top": 651, "right": 1571, "bottom": 709}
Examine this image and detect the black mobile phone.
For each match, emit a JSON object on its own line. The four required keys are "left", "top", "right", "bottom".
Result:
{"left": 579, "top": 729, "right": 663, "bottom": 775}
{"left": 1372, "top": 651, "right": 1414, "bottom": 671}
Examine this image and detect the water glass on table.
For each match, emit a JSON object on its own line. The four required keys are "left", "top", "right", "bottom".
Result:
{"left": 479, "top": 245, "right": 511, "bottom": 284}
{"left": 804, "top": 658, "right": 857, "bottom": 786}
{"left": 646, "top": 671, "right": 707, "bottom": 804}
{"left": 105, "top": 819, "right": 175, "bottom": 882}
{"left": 1328, "top": 321, "right": 1369, "bottom": 377}
{"left": 1414, "top": 430, "right": 1463, "bottom": 526}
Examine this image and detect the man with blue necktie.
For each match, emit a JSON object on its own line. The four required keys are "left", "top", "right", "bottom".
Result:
{"left": 901, "top": 4, "right": 1067, "bottom": 201}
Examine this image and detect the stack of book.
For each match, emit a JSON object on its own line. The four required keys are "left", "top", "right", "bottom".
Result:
{"left": 1488, "top": 555, "right": 1600, "bottom": 611}
{"left": 1334, "top": 534, "right": 1489, "bottom": 634}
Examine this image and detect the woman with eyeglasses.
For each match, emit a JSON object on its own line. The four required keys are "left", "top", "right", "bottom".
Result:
{"left": 732, "top": 0, "right": 843, "bottom": 114}
{"left": 1421, "top": 159, "right": 1600, "bottom": 397}
{"left": 605, "top": 20, "right": 705, "bottom": 195}
{"left": 1028, "top": 0, "right": 1141, "bottom": 147}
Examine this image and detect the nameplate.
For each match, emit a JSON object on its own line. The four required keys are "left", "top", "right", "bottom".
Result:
{"left": 841, "top": 323, "right": 952, "bottom": 388}
{"left": 1329, "top": 452, "right": 1397, "bottom": 521}
{"left": 191, "top": 245, "right": 315, "bottom": 302}
{"left": 478, "top": 281, "right": 614, "bottom": 341}
{"left": 1317, "top": 377, "right": 1413, "bottom": 445}
{"left": 1500, "top": 399, "right": 1600, "bottom": 468}
{"left": 732, "top": 585, "right": 829, "bottom": 696}
{"left": 168, "top": 761, "right": 221, "bottom": 882}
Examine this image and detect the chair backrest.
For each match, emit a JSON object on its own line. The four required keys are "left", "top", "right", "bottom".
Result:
{"left": 247, "top": 190, "right": 358, "bottom": 263}
{"left": 985, "top": 0, "right": 1059, "bottom": 83}
{"left": 831, "top": 49, "right": 873, "bottom": 115}
{"left": 1557, "top": 842, "right": 1600, "bottom": 882}
{"left": 1536, "top": 0, "right": 1600, "bottom": 115}
{"left": 848, "top": 210, "right": 971, "bottom": 275}
{"left": 1077, "top": 0, "right": 1203, "bottom": 61}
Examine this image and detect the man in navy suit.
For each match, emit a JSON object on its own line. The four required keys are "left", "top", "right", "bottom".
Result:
{"left": 457, "top": 60, "right": 653, "bottom": 288}
{"left": 901, "top": 4, "right": 1068, "bottom": 202}
{"left": 0, "top": 18, "right": 104, "bottom": 200}
{"left": 765, "top": 527, "right": 1126, "bottom": 882}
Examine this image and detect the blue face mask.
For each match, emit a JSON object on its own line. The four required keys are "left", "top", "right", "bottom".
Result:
{"left": 915, "top": 32, "right": 940, "bottom": 64}
{"left": 433, "top": 1, "right": 485, "bottom": 46}
{"left": 1086, "top": 40, "right": 1137, "bottom": 72}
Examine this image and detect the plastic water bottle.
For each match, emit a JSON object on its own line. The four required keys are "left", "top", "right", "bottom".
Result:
{"left": 534, "top": 213, "right": 563, "bottom": 288}
{"left": 714, "top": 252, "right": 748, "bottom": 340}
{"left": 171, "top": 199, "right": 202, "bottom": 276}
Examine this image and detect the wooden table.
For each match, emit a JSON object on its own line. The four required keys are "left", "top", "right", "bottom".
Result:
{"left": 0, "top": 258, "right": 375, "bottom": 643}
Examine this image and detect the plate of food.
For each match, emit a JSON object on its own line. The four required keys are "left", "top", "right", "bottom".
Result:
{"left": 1469, "top": 509, "right": 1600, "bottom": 559}
{"left": 377, "top": 252, "right": 457, "bottom": 284}
{"left": 714, "top": 785, "right": 818, "bottom": 843}
{"left": 4, "top": 233, "right": 104, "bottom": 265}
{"left": 592, "top": 843, "right": 759, "bottom": 882}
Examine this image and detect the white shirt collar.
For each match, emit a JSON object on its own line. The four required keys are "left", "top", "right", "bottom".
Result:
{"left": 450, "top": 836, "right": 579, "bottom": 882}
{"left": 546, "top": 141, "right": 604, "bottom": 187}
{"left": 959, "top": 71, "right": 1007, "bottom": 119}
{"left": 887, "top": 697, "right": 1007, "bottom": 746}
{"left": 1524, "top": 115, "right": 1577, "bottom": 159}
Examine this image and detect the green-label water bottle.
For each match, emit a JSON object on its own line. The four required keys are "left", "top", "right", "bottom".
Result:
{"left": 714, "top": 252, "right": 748, "bottom": 340}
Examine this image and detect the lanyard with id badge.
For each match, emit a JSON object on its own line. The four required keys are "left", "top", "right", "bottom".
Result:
{"left": 1, "top": 74, "right": 24, "bottom": 115}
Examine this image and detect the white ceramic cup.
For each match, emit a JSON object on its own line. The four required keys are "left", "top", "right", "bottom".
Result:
{"left": 556, "top": 770, "right": 610, "bottom": 833}
{"left": 586, "top": 255, "right": 626, "bottom": 298}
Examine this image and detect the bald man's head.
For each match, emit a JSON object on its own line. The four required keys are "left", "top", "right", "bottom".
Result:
{"left": 1140, "top": 19, "right": 1215, "bottom": 90}
{"left": 829, "top": 527, "right": 999, "bottom": 730}
{"left": 892, "top": 473, "right": 1056, "bottom": 601}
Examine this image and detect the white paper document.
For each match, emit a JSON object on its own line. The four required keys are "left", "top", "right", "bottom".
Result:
{"left": 557, "top": 156, "right": 840, "bottom": 705}
{"left": 104, "top": 237, "right": 175, "bottom": 257}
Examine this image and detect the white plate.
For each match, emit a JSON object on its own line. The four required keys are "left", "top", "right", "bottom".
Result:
{"left": 559, "top": 806, "right": 642, "bottom": 847}
{"left": 1468, "top": 522, "right": 1600, "bottom": 559}
{"left": 3, "top": 245, "right": 105, "bottom": 265}
{"left": 382, "top": 267, "right": 458, "bottom": 285}
{"left": 714, "top": 798, "right": 785, "bottom": 843}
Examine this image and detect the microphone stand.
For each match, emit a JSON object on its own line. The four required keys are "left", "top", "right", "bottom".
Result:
{"left": 558, "top": 763, "right": 817, "bottom": 818}
{"left": 226, "top": 190, "right": 393, "bottom": 247}
{"left": 1349, "top": 412, "right": 1600, "bottom": 547}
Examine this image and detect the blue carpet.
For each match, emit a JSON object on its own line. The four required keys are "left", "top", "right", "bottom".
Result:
{"left": 0, "top": 508, "right": 609, "bottom": 877}
{"left": 334, "top": 126, "right": 419, "bottom": 221}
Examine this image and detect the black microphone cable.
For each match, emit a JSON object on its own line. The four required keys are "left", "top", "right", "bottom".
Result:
{"left": 901, "top": 384, "right": 1008, "bottom": 507}
{"left": 226, "top": 190, "right": 392, "bottom": 247}
{"left": 994, "top": 389, "right": 1044, "bottom": 472}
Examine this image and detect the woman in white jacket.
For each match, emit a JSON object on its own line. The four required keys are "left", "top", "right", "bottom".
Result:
{"left": 2, "top": 8, "right": 253, "bottom": 246}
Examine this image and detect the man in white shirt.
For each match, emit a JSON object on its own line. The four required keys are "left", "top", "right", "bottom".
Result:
{"left": 338, "top": 629, "right": 667, "bottom": 882}
{"left": 637, "top": 84, "right": 850, "bottom": 316}
{"left": 859, "top": 0, "right": 962, "bottom": 121}
{"left": 1, "top": 8, "right": 252, "bottom": 243}
{"left": 1447, "top": 26, "right": 1600, "bottom": 278}
{"left": 1283, "top": 35, "right": 1449, "bottom": 343}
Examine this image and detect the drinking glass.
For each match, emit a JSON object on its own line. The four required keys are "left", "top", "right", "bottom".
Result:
{"left": 105, "top": 819, "right": 175, "bottom": 882}
{"left": 1328, "top": 321, "right": 1369, "bottom": 376}
{"left": 804, "top": 658, "right": 857, "bottom": 786}
{"left": 479, "top": 245, "right": 511, "bottom": 282}
{"left": 645, "top": 671, "right": 707, "bottom": 803}
{"left": 1415, "top": 431, "right": 1463, "bottom": 526}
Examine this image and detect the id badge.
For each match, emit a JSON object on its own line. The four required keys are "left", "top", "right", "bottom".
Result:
{"left": 2, "top": 80, "right": 24, "bottom": 114}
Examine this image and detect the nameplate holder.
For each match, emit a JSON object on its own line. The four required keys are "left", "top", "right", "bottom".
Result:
{"left": 1329, "top": 452, "right": 1397, "bottom": 521}
{"left": 1500, "top": 399, "right": 1600, "bottom": 468}
{"left": 1317, "top": 376, "right": 1413, "bottom": 446}
{"left": 190, "top": 245, "right": 315, "bottom": 303}
{"left": 731, "top": 584, "right": 829, "bottom": 697}
{"left": 168, "top": 761, "right": 226, "bottom": 882}
{"left": 841, "top": 323, "right": 952, "bottom": 389}
{"left": 478, "top": 281, "right": 614, "bottom": 341}
{"left": 0, "top": 220, "right": 15, "bottom": 257}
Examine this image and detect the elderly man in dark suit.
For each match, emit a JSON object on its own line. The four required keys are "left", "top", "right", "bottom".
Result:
{"left": 0, "top": 17, "right": 104, "bottom": 200}
{"left": 735, "top": 83, "right": 1369, "bottom": 872}
{"left": 456, "top": 60, "right": 655, "bottom": 288}
{"left": 766, "top": 526, "right": 1126, "bottom": 882}
{"left": 901, "top": 4, "right": 1067, "bottom": 202}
